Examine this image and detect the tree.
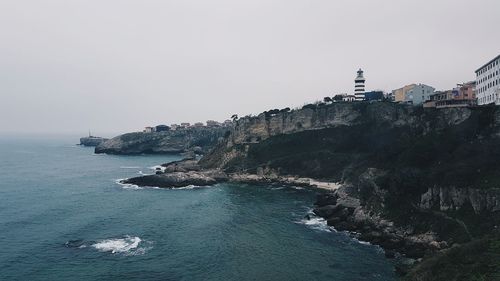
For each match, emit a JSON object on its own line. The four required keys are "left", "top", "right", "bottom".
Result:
{"left": 323, "top": 97, "right": 332, "bottom": 103}
{"left": 333, "top": 95, "right": 344, "bottom": 102}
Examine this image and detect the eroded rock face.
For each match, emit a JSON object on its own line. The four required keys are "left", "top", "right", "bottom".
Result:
{"left": 227, "top": 104, "right": 477, "bottom": 148}
{"left": 95, "top": 128, "right": 228, "bottom": 155}
{"left": 313, "top": 186, "right": 453, "bottom": 260}
{"left": 420, "top": 186, "right": 500, "bottom": 213}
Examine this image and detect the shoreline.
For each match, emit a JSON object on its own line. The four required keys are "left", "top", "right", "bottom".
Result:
{"left": 121, "top": 164, "right": 437, "bottom": 274}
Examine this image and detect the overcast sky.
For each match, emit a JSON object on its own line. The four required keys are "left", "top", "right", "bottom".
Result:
{"left": 1, "top": 0, "right": 499, "bottom": 135}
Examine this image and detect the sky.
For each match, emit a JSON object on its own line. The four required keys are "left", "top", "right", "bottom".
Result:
{"left": 1, "top": 0, "right": 499, "bottom": 136}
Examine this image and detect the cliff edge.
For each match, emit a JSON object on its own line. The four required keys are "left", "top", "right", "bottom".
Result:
{"left": 95, "top": 127, "right": 228, "bottom": 155}
{"left": 197, "top": 102, "right": 500, "bottom": 280}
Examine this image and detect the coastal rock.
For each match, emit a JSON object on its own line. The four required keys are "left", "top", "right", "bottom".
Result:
{"left": 95, "top": 127, "right": 228, "bottom": 155}
{"left": 80, "top": 136, "right": 108, "bottom": 146}
{"left": 122, "top": 171, "right": 219, "bottom": 188}
{"left": 162, "top": 159, "right": 201, "bottom": 173}
{"left": 420, "top": 186, "right": 500, "bottom": 213}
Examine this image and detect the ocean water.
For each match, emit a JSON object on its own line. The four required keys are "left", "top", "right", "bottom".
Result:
{"left": 0, "top": 136, "right": 397, "bottom": 281}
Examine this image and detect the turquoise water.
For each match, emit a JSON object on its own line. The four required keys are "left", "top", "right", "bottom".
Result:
{"left": 0, "top": 136, "right": 397, "bottom": 281}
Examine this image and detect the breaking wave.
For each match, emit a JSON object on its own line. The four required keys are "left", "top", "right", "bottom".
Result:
{"left": 115, "top": 179, "right": 143, "bottom": 190}
{"left": 91, "top": 236, "right": 146, "bottom": 255}
{"left": 297, "top": 216, "right": 331, "bottom": 232}
{"left": 149, "top": 165, "right": 165, "bottom": 173}
{"left": 295, "top": 210, "right": 331, "bottom": 232}
{"left": 174, "top": 185, "right": 208, "bottom": 190}
{"left": 65, "top": 236, "right": 152, "bottom": 256}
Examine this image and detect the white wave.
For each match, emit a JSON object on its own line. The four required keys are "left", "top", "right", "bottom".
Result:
{"left": 290, "top": 186, "right": 305, "bottom": 190}
{"left": 115, "top": 178, "right": 143, "bottom": 190}
{"left": 114, "top": 179, "right": 164, "bottom": 190}
{"left": 296, "top": 216, "right": 331, "bottom": 232}
{"left": 149, "top": 165, "right": 166, "bottom": 172}
{"left": 120, "top": 166, "right": 141, "bottom": 169}
{"left": 174, "top": 185, "right": 207, "bottom": 190}
{"left": 91, "top": 236, "right": 150, "bottom": 255}
{"left": 271, "top": 186, "right": 285, "bottom": 190}
{"left": 352, "top": 237, "right": 372, "bottom": 246}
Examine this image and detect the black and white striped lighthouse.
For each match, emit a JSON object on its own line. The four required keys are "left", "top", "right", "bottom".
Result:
{"left": 354, "top": 68, "right": 365, "bottom": 101}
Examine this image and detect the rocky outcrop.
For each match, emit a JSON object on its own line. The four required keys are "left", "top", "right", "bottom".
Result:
{"left": 420, "top": 186, "right": 500, "bottom": 213}
{"left": 200, "top": 102, "right": 493, "bottom": 170}
{"left": 95, "top": 127, "right": 228, "bottom": 155}
{"left": 194, "top": 102, "right": 500, "bottom": 278}
{"left": 79, "top": 136, "right": 108, "bottom": 147}
{"left": 314, "top": 187, "right": 455, "bottom": 260}
{"left": 227, "top": 103, "right": 475, "bottom": 147}
{"left": 125, "top": 102, "right": 500, "bottom": 279}
{"left": 122, "top": 171, "right": 222, "bottom": 188}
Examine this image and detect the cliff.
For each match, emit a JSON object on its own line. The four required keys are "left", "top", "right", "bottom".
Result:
{"left": 79, "top": 136, "right": 108, "bottom": 147}
{"left": 95, "top": 127, "right": 229, "bottom": 155}
{"left": 123, "top": 101, "right": 500, "bottom": 279}
{"left": 196, "top": 102, "right": 500, "bottom": 279}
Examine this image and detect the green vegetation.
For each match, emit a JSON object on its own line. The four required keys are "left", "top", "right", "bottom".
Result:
{"left": 404, "top": 233, "right": 500, "bottom": 281}
{"left": 210, "top": 103, "right": 500, "bottom": 244}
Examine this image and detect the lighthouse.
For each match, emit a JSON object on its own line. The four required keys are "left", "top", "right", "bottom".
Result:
{"left": 354, "top": 68, "right": 366, "bottom": 101}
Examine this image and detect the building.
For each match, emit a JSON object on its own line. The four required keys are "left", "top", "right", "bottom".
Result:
{"left": 364, "top": 91, "right": 384, "bottom": 101}
{"left": 155, "top": 125, "right": 170, "bottom": 132}
{"left": 405, "top": 84, "right": 435, "bottom": 105}
{"left": 354, "top": 69, "right": 366, "bottom": 101}
{"left": 392, "top": 84, "right": 416, "bottom": 102}
{"left": 392, "top": 84, "right": 435, "bottom": 105}
{"left": 385, "top": 92, "right": 395, "bottom": 102}
{"left": 144, "top": 126, "right": 154, "bottom": 133}
{"left": 424, "top": 82, "right": 477, "bottom": 109}
{"left": 476, "top": 54, "right": 500, "bottom": 105}
{"left": 222, "top": 120, "right": 233, "bottom": 127}
{"left": 193, "top": 122, "right": 204, "bottom": 128}
{"left": 170, "top": 124, "right": 179, "bottom": 131}
{"left": 342, "top": 94, "right": 356, "bottom": 102}
{"left": 180, "top": 122, "right": 190, "bottom": 128}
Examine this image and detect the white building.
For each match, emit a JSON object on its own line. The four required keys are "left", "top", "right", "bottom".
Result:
{"left": 354, "top": 69, "right": 366, "bottom": 101}
{"left": 476, "top": 54, "right": 500, "bottom": 105}
{"left": 342, "top": 93, "right": 356, "bottom": 102}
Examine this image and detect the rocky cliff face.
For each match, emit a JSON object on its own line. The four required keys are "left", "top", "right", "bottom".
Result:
{"left": 200, "top": 102, "right": 496, "bottom": 172}
{"left": 198, "top": 102, "right": 500, "bottom": 278}
{"left": 226, "top": 102, "right": 475, "bottom": 146}
{"left": 420, "top": 186, "right": 500, "bottom": 213}
{"left": 95, "top": 127, "right": 228, "bottom": 155}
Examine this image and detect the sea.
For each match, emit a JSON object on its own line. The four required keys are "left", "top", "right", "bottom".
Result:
{"left": 0, "top": 135, "right": 397, "bottom": 281}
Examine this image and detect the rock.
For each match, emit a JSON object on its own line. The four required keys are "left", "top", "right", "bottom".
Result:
{"left": 420, "top": 186, "right": 500, "bottom": 213}
{"left": 326, "top": 217, "right": 342, "bottom": 226}
{"left": 384, "top": 250, "right": 396, "bottom": 259}
{"left": 95, "top": 127, "right": 227, "bottom": 155}
{"left": 162, "top": 159, "right": 201, "bottom": 173}
{"left": 312, "top": 205, "right": 342, "bottom": 218}
{"left": 331, "top": 221, "right": 358, "bottom": 232}
{"left": 122, "top": 171, "right": 218, "bottom": 188}
{"left": 315, "top": 193, "right": 338, "bottom": 207}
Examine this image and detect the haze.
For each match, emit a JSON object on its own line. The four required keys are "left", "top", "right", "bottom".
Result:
{"left": 1, "top": 0, "right": 499, "bottom": 135}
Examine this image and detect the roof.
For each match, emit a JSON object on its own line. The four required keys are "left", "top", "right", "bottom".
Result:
{"left": 475, "top": 54, "right": 500, "bottom": 73}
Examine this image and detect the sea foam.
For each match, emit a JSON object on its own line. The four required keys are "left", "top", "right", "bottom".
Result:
{"left": 115, "top": 179, "right": 143, "bottom": 190}
{"left": 91, "top": 236, "right": 150, "bottom": 255}
{"left": 295, "top": 210, "right": 332, "bottom": 232}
